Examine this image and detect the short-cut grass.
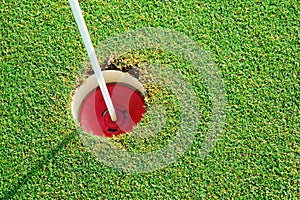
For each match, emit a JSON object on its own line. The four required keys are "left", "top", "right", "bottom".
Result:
{"left": 1, "top": 0, "right": 299, "bottom": 199}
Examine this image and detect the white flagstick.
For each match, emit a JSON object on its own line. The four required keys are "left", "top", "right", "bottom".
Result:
{"left": 69, "top": 0, "right": 117, "bottom": 121}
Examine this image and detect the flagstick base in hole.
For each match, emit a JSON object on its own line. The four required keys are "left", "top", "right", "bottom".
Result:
{"left": 71, "top": 70, "right": 147, "bottom": 137}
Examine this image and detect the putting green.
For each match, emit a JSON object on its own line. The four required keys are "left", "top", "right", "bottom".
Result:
{"left": 0, "top": 0, "right": 299, "bottom": 199}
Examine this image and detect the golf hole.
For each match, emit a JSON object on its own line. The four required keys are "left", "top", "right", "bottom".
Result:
{"left": 71, "top": 70, "right": 146, "bottom": 137}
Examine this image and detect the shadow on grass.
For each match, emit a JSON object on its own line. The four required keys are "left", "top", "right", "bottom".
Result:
{"left": 2, "top": 131, "right": 78, "bottom": 199}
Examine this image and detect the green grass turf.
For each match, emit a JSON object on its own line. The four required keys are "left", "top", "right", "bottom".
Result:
{"left": 1, "top": 0, "right": 299, "bottom": 199}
